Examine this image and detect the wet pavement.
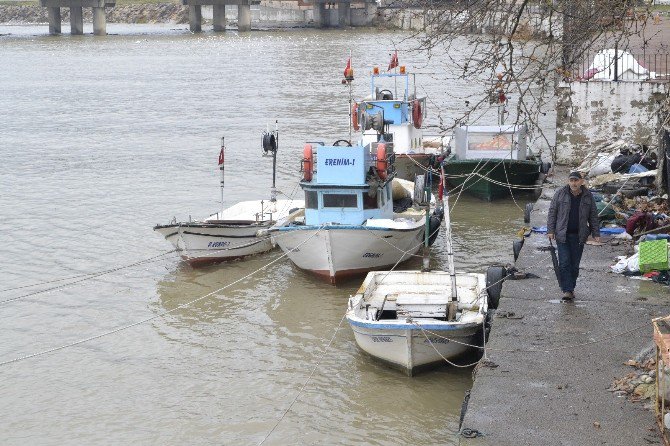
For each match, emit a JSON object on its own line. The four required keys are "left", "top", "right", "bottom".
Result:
{"left": 460, "top": 168, "right": 670, "bottom": 445}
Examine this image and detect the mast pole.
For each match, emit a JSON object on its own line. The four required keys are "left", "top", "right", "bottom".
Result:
{"left": 271, "top": 120, "right": 278, "bottom": 203}
{"left": 219, "top": 137, "right": 225, "bottom": 218}
{"left": 442, "top": 165, "right": 458, "bottom": 320}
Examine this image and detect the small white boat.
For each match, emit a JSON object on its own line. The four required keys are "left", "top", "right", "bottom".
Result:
{"left": 154, "top": 133, "right": 303, "bottom": 266}
{"left": 346, "top": 270, "right": 491, "bottom": 375}
{"left": 345, "top": 166, "right": 506, "bottom": 375}
{"left": 270, "top": 141, "right": 442, "bottom": 283}
{"left": 154, "top": 199, "right": 303, "bottom": 266}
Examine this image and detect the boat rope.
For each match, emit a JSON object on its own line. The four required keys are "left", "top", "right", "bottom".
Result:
{"left": 0, "top": 249, "right": 176, "bottom": 293}
{"left": 411, "top": 320, "right": 483, "bottom": 368}
{"left": 0, "top": 226, "right": 325, "bottom": 368}
{"left": 257, "top": 314, "right": 346, "bottom": 446}
{"left": 412, "top": 319, "right": 648, "bottom": 354}
{"left": 0, "top": 250, "right": 177, "bottom": 304}
{"left": 0, "top": 229, "right": 303, "bottom": 306}
{"left": 501, "top": 157, "right": 526, "bottom": 212}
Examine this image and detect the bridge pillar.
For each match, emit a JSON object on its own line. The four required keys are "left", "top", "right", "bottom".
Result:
{"left": 189, "top": 4, "right": 202, "bottom": 32}
{"left": 47, "top": 7, "right": 61, "bottom": 34}
{"left": 312, "top": 2, "right": 326, "bottom": 28}
{"left": 93, "top": 6, "right": 106, "bottom": 35}
{"left": 70, "top": 6, "right": 83, "bottom": 34}
{"left": 238, "top": 4, "right": 251, "bottom": 31}
{"left": 213, "top": 4, "right": 226, "bottom": 31}
{"left": 338, "top": 1, "right": 350, "bottom": 27}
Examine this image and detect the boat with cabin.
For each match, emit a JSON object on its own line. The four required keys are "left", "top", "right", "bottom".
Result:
{"left": 352, "top": 64, "right": 447, "bottom": 181}
{"left": 154, "top": 132, "right": 303, "bottom": 266}
{"left": 269, "top": 140, "right": 442, "bottom": 284}
{"left": 442, "top": 124, "right": 545, "bottom": 201}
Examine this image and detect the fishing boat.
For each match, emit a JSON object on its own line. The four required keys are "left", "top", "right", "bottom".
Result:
{"left": 269, "top": 140, "right": 443, "bottom": 284}
{"left": 442, "top": 124, "right": 544, "bottom": 201}
{"left": 154, "top": 132, "right": 303, "bottom": 266}
{"left": 351, "top": 58, "right": 447, "bottom": 181}
{"left": 345, "top": 168, "right": 505, "bottom": 375}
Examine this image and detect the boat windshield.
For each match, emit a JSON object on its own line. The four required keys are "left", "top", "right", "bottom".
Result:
{"left": 467, "top": 133, "right": 513, "bottom": 152}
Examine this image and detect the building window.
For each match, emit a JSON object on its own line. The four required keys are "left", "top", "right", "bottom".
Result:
{"left": 305, "top": 191, "right": 318, "bottom": 209}
{"left": 323, "top": 193, "right": 358, "bottom": 208}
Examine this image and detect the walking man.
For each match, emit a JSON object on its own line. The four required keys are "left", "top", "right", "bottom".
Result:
{"left": 547, "top": 171, "right": 600, "bottom": 301}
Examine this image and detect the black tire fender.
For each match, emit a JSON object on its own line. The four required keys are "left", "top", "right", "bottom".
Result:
{"left": 486, "top": 266, "right": 507, "bottom": 309}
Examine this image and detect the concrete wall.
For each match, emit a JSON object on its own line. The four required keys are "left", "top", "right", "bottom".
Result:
{"left": 200, "top": 3, "right": 310, "bottom": 27}
{"left": 555, "top": 81, "right": 670, "bottom": 164}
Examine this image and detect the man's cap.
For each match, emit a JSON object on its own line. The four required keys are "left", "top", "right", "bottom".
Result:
{"left": 568, "top": 171, "right": 583, "bottom": 179}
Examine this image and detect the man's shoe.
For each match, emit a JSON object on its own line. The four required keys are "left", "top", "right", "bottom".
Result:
{"left": 562, "top": 291, "right": 574, "bottom": 301}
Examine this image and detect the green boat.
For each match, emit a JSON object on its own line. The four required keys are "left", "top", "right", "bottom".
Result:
{"left": 442, "top": 125, "right": 544, "bottom": 201}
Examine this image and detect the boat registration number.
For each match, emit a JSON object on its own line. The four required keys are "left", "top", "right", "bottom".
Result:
{"left": 208, "top": 241, "right": 231, "bottom": 248}
{"left": 424, "top": 337, "right": 450, "bottom": 344}
{"left": 371, "top": 336, "right": 393, "bottom": 343}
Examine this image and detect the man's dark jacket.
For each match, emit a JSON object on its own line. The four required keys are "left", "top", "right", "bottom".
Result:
{"left": 547, "top": 185, "right": 600, "bottom": 244}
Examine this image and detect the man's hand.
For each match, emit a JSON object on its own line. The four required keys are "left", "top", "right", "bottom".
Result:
{"left": 594, "top": 236, "right": 601, "bottom": 243}
{"left": 547, "top": 233, "right": 555, "bottom": 240}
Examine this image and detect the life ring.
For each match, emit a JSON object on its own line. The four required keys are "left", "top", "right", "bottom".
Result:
{"left": 376, "top": 143, "right": 387, "bottom": 180}
{"left": 302, "top": 144, "right": 313, "bottom": 182}
{"left": 352, "top": 102, "right": 360, "bottom": 131}
{"left": 412, "top": 99, "right": 422, "bottom": 129}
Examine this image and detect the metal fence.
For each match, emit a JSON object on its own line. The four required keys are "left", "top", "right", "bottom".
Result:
{"left": 569, "top": 49, "right": 670, "bottom": 82}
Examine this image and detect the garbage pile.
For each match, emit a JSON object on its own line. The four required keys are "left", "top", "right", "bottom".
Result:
{"left": 577, "top": 139, "right": 658, "bottom": 198}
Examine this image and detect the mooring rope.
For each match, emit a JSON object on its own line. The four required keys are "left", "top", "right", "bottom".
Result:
{"left": 0, "top": 226, "right": 324, "bottom": 367}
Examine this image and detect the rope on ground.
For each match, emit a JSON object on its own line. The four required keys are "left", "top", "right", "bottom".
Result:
{"left": 0, "top": 226, "right": 325, "bottom": 368}
{"left": 257, "top": 314, "right": 346, "bottom": 446}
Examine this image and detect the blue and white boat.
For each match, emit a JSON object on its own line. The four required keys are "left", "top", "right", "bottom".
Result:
{"left": 353, "top": 67, "right": 448, "bottom": 181}
{"left": 270, "top": 141, "right": 441, "bottom": 284}
{"left": 345, "top": 270, "right": 489, "bottom": 375}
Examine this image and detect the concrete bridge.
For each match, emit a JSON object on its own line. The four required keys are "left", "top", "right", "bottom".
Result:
{"left": 40, "top": 0, "right": 379, "bottom": 35}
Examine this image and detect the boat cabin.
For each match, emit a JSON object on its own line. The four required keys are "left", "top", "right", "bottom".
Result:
{"left": 300, "top": 143, "right": 396, "bottom": 226}
{"left": 452, "top": 124, "right": 528, "bottom": 161}
{"left": 359, "top": 72, "right": 427, "bottom": 154}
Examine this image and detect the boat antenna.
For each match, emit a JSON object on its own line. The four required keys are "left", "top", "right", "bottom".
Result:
{"left": 218, "top": 137, "right": 225, "bottom": 218}
{"left": 343, "top": 49, "right": 354, "bottom": 144}
{"left": 441, "top": 165, "right": 458, "bottom": 321}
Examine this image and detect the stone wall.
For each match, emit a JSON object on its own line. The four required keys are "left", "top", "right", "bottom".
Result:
{"left": 555, "top": 81, "right": 670, "bottom": 164}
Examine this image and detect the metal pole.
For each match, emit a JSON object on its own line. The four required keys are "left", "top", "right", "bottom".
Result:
{"left": 614, "top": 43, "right": 619, "bottom": 82}
{"left": 271, "top": 121, "right": 278, "bottom": 203}
{"left": 220, "top": 137, "right": 225, "bottom": 218}
{"left": 442, "top": 166, "right": 458, "bottom": 320}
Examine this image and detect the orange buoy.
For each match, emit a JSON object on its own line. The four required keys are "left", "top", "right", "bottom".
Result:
{"left": 412, "top": 100, "right": 422, "bottom": 129}
{"left": 352, "top": 102, "right": 360, "bottom": 131}
{"left": 376, "top": 143, "right": 387, "bottom": 180}
{"left": 302, "top": 144, "right": 313, "bottom": 182}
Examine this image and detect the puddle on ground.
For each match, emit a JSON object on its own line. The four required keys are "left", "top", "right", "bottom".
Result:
{"left": 548, "top": 299, "right": 590, "bottom": 307}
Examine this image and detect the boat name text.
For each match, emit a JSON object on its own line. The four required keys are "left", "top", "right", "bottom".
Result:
{"left": 362, "top": 252, "right": 382, "bottom": 258}
{"left": 324, "top": 158, "right": 355, "bottom": 166}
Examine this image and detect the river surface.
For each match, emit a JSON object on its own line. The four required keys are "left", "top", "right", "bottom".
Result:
{"left": 0, "top": 25, "right": 547, "bottom": 445}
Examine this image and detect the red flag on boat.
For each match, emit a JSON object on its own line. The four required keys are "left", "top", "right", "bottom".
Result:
{"left": 343, "top": 57, "right": 352, "bottom": 78}
{"left": 387, "top": 51, "right": 399, "bottom": 71}
{"left": 218, "top": 146, "right": 224, "bottom": 166}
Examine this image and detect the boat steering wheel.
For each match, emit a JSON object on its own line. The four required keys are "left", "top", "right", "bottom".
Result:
{"left": 332, "top": 139, "right": 352, "bottom": 147}
{"left": 379, "top": 89, "right": 394, "bottom": 100}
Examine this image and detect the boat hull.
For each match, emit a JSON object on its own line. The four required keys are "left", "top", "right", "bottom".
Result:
{"left": 348, "top": 320, "right": 482, "bottom": 376}
{"left": 443, "top": 158, "right": 541, "bottom": 201}
{"left": 154, "top": 222, "right": 274, "bottom": 266}
{"left": 274, "top": 226, "right": 425, "bottom": 283}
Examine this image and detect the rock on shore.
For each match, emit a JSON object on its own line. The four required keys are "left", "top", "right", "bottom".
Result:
{"left": 0, "top": 4, "right": 188, "bottom": 24}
